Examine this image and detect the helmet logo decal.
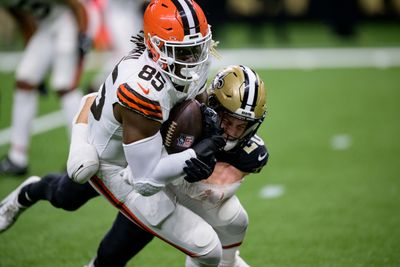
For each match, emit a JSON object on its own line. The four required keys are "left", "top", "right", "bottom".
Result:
{"left": 213, "top": 72, "right": 230, "bottom": 89}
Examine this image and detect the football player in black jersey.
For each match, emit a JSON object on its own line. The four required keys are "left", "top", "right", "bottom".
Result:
{"left": 0, "top": 65, "right": 268, "bottom": 267}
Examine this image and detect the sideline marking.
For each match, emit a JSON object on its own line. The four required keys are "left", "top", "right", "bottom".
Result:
{"left": 0, "top": 111, "right": 66, "bottom": 147}
{"left": 259, "top": 185, "right": 285, "bottom": 199}
{"left": 330, "top": 134, "right": 352, "bottom": 151}
{"left": 1, "top": 47, "right": 400, "bottom": 72}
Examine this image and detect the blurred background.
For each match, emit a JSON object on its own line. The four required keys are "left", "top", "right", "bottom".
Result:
{"left": 0, "top": 0, "right": 399, "bottom": 266}
{"left": 1, "top": 0, "right": 400, "bottom": 49}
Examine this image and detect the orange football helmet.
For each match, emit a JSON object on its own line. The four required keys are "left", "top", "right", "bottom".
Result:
{"left": 143, "top": 0, "right": 212, "bottom": 85}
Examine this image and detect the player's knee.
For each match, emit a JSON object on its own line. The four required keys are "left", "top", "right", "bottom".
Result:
{"left": 218, "top": 197, "right": 249, "bottom": 235}
{"left": 16, "top": 80, "right": 36, "bottom": 90}
{"left": 56, "top": 88, "right": 75, "bottom": 97}
{"left": 51, "top": 194, "right": 81, "bottom": 211}
{"left": 41, "top": 175, "right": 82, "bottom": 211}
{"left": 186, "top": 242, "right": 222, "bottom": 267}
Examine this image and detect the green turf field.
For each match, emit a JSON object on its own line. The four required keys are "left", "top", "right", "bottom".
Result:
{"left": 0, "top": 67, "right": 400, "bottom": 266}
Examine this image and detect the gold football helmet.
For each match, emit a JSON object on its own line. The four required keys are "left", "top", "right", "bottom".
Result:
{"left": 208, "top": 65, "right": 267, "bottom": 149}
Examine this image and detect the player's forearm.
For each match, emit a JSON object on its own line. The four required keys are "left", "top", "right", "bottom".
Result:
{"left": 123, "top": 132, "right": 196, "bottom": 195}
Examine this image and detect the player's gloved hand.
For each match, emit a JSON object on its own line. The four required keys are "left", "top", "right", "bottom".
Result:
{"left": 191, "top": 135, "right": 225, "bottom": 162}
{"left": 183, "top": 157, "right": 215, "bottom": 183}
{"left": 78, "top": 32, "right": 92, "bottom": 57}
{"left": 200, "top": 104, "right": 223, "bottom": 138}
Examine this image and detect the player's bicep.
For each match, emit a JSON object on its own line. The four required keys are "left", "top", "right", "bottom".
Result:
{"left": 114, "top": 103, "right": 161, "bottom": 144}
{"left": 116, "top": 83, "right": 163, "bottom": 121}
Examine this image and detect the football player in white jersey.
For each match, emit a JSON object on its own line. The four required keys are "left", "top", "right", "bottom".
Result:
{"left": 0, "top": 0, "right": 89, "bottom": 176}
{"left": 84, "top": 65, "right": 269, "bottom": 267}
{"left": 82, "top": 1, "right": 228, "bottom": 265}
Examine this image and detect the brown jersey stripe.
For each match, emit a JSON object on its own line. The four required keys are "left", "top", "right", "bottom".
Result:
{"left": 117, "top": 91, "right": 163, "bottom": 120}
{"left": 119, "top": 83, "right": 161, "bottom": 111}
{"left": 118, "top": 87, "right": 162, "bottom": 115}
{"left": 222, "top": 242, "right": 242, "bottom": 249}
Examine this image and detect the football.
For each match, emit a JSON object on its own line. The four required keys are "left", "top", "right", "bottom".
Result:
{"left": 161, "top": 99, "right": 203, "bottom": 154}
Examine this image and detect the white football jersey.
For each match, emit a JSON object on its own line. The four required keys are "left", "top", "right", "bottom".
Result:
{"left": 88, "top": 47, "right": 208, "bottom": 168}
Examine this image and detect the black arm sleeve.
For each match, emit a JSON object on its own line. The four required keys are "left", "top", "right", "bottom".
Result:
{"left": 216, "top": 135, "right": 269, "bottom": 173}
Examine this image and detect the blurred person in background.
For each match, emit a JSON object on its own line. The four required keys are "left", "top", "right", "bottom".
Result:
{"left": 86, "top": 0, "right": 146, "bottom": 93}
{"left": 0, "top": 0, "right": 90, "bottom": 176}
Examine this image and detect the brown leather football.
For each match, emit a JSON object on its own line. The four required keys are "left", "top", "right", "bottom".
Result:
{"left": 161, "top": 99, "right": 203, "bottom": 154}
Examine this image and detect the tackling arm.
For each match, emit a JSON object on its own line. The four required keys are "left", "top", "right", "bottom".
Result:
{"left": 115, "top": 104, "right": 196, "bottom": 196}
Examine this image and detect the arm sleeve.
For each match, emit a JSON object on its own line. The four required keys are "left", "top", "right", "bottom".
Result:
{"left": 123, "top": 132, "right": 196, "bottom": 195}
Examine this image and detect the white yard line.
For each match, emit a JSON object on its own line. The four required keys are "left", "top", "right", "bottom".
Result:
{"left": 214, "top": 47, "right": 400, "bottom": 69}
{"left": 0, "top": 111, "right": 65, "bottom": 147}
{"left": 1, "top": 47, "right": 399, "bottom": 146}
{"left": 330, "top": 134, "right": 352, "bottom": 151}
{"left": 259, "top": 184, "right": 285, "bottom": 199}
{"left": 1, "top": 48, "right": 400, "bottom": 72}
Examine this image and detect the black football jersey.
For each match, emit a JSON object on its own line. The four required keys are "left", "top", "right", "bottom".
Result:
{"left": 215, "top": 134, "right": 268, "bottom": 174}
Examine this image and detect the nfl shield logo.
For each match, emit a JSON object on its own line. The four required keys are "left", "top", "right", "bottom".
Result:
{"left": 177, "top": 134, "right": 195, "bottom": 148}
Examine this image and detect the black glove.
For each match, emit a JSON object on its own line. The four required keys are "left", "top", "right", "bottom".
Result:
{"left": 183, "top": 157, "right": 215, "bottom": 183}
{"left": 184, "top": 105, "right": 225, "bottom": 183}
{"left": 200, "top": 104, "right": 222, "bottom": 138}
{"left": 191, "top": 135, "right": 225, "bottom": 161}
{"left": 78, "top": 33, "right": 92, "bottom": 58}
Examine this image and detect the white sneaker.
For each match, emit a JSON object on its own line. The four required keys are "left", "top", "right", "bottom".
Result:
{"left": 0, "top": 176, "right": 41, "bottom": 232}
{"left": 233, "top": 251, "right": 250, "bottom": 267}
{"left": 84, "top": 257, "right": 95, "bottom": 267}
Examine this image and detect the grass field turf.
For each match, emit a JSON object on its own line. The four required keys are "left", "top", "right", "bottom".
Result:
{"left": 0, "top": 67, "right": 399, "bottom": 266}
